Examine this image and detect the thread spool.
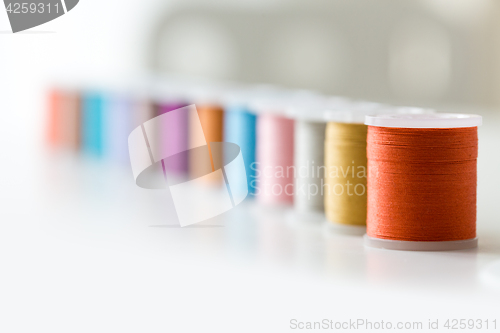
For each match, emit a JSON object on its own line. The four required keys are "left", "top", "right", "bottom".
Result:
{"left": 323, "top": 102, "right": 383, "bottom": 232}
{"left": 252, "top": 90, "right": 295, "bottom": 205}
{"left": 46, "top": 89, "right": 62, "bottom": 148}
{"left": 105, "top": 91, "right": 133, "bottom": 163}
{"left": 364, "top": 113, "right": 482, "bottom": 251}
{"left": 82, "top": 92, "right": 105, "bottom": 157}
{"left": 288, "top": 95, "right": 350, "bottom": 223}
{"left": 188, "top": 84, "right": 225, "bottom": 185}
{"left": 223, "top": 88, "right": 257, "bottom": 197}
{"left": 61, "top": 91, "right": 81, "bottom": 151}
{"left": 46, "top": 88, "right": 81, "bottom": 151}
{"left": 152, "top": 81, "right": 190, "bottom": 174}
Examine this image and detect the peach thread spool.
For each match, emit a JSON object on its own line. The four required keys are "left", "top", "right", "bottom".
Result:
{"left": 364, "top": 113, "right": 482, "bottom": 251}
{"left": 46, "top": 89, "right": 63, "bottom": 149}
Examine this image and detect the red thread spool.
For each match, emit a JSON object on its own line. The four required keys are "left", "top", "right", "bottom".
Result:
{"left": 364, "top": 113, "right": 482, "bottom": 251}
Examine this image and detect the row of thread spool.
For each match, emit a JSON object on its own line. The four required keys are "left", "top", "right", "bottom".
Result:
{"left": 47, "top": 77, "right": 482, "bottom": 252}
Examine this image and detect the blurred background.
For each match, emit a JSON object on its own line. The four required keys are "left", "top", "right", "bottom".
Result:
{"left": 148, "top": 0, "right": 500, "bottom": 109}
{"left": 1, "top": 1, "right": 500, "bottom": 332}
{"left": 3, "top": 0, "right": 500, "bottom": 111}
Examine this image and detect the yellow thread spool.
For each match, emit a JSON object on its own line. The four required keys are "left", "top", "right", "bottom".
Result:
{"left": 324, "top": 122, "right": 368, "bottom": 226}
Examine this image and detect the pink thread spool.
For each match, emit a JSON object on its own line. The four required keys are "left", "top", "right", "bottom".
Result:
{"left": 252, "top": 88, "right": 295, "bottom": 205}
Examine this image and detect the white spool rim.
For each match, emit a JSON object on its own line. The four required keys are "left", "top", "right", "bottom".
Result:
{"left": 222, "top": 84, "right": 267, "bottom": 113}
{"left": 363, "top": 235, "right": 478, "bottom": 251}
{"left": 365, "top": 113, "right": 482, "bottom": 128}
{"left": 290, "top": 110, "right": 326, "bottom": 122}
{"left": 324, "top": 104, "right": 435, "bottom": 124}
{"left": 250, "top": 99, "right": 289, "bottom": 116}
{"left": 186, "top": 85, "right": 227, "bottom": 107}
{"left": 323, "top": 102, "right": 399, "bottom": 124}
{"left": 289, "top": 96, "right": 349, "bottom": 122}
{"left": 288, "top": 106, "right": 326, "bottom": 122}
{"left": 151, "top": 82, "right": 191, "bottom": 104}
{"left": 248, "top": 85, "right": 293, "bottom": 116}
{"left": 224, "top": 93, "right": 254, "bottom": 112}
{"left": 324, "top": 101, "right": 381, "bottom": 124}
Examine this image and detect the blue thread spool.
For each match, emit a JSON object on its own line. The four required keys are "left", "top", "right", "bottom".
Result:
{"left": 223, "top": 89, "right": 258, "bottom": 197}
{"left": 82, "top": 92, "right": 105, "bottom": 157}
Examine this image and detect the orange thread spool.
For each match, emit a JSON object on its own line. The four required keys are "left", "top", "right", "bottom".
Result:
{"left": 364, "top": 113, "right": 482, "bottom": 251}
{"left": 189, "top": 104, "right": 224, "bottom": 184}
{"left": 198, "top": 105, "right": 224, "bottom": 170}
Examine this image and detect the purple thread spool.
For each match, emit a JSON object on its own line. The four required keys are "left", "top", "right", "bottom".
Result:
{"left": 158, "top": 103, "right": 189, "bottom": 174}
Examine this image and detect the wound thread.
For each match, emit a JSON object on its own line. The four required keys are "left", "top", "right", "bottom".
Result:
{"left": 224, "top": 106, "right": 257, "bottom": 196}
{"left": 324, "top": 122, "right": 368, "bottom": 226}
{"left": 158, "top": 102, "right": 188, "bottom": 173}
{"left": 294, "top": 120, "right": 326, "bottom": 212}
{"left": 256, "top": 113, "right": 295, "bottom": 205}
{"left": 82, "top": 92, "right": 105, "bottom": 157}
{"left": 366, "top": 126, "right": 478, "bottom": 242}
{"left": 189, "top": 104, "right": 224, "bottom": 184}
{"left": 47, "top": 89, "right": 62, "bottom": 148}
